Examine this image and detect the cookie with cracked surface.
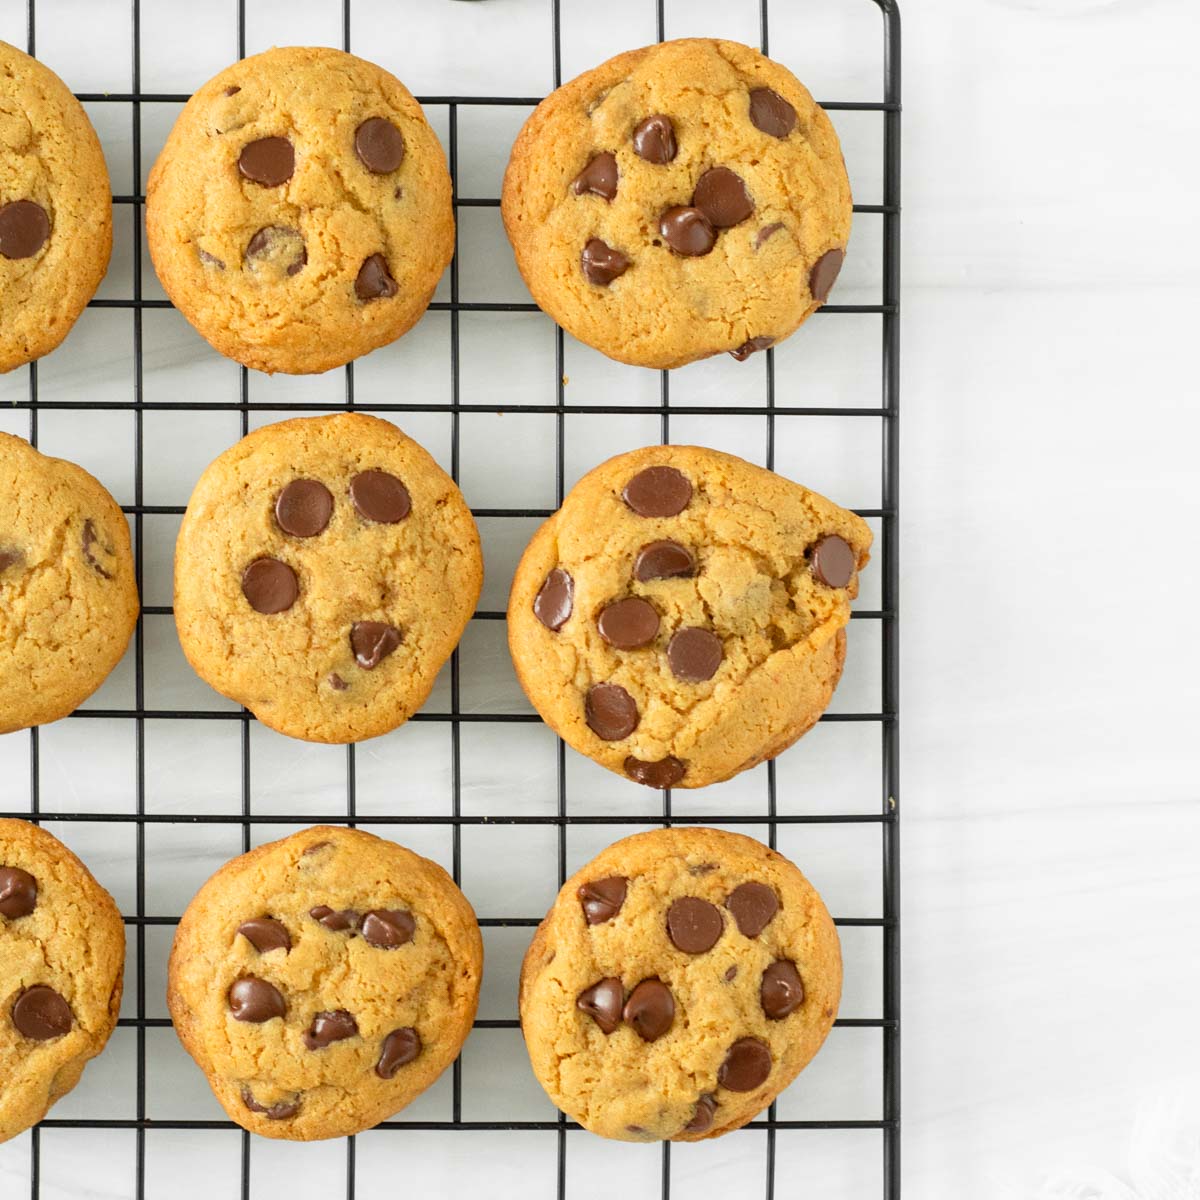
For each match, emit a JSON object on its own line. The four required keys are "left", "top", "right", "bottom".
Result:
{"left": 519, "top": 827, "right": 840, "bottom": 1141}
{"left": 0, "top": 41, "right": 112, "bottom": 373}
{"left": 146, "top": 46, "right": 453, "bottom": 374}
{"left": 0, "top": 818, "right": 126, "bottom": 1143}
{"left": 507, "top": 445, "right": 870, "bottom": 789}
{"left": 168, "top": 825, "right": 482, "bottom": 1141}
{"left": 0, "top": 432, "right": 138, "bottom": 733}
{"left": 174, "top": 413, "right": 482, "bottom": 743}
{"left": 501, "top": 38, "right": 851, "bottom": 369}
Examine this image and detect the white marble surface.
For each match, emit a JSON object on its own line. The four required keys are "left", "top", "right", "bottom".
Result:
{"left": 0, "top": 0, "right": 1197, "bottom": 1197}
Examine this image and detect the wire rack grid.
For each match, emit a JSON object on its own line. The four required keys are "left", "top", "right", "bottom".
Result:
{"left": 0, "top": 0, "right": 900, "bottom": 1196}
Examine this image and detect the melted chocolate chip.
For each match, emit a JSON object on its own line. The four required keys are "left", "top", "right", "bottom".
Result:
{"left": 350, "top": 470, "right": 411, "bottom": 523}
{"left": 361, "top": 908, "right": 415, "bottom": 948}
{"left": 667, "top": 627, "right": 723, "bottom": 683}
{"left": 634, "top": 540, "right": 694, "bottom": 581}
{"left": 237, "top": 918, "right": 291, "bottom": 954}
{"left": 577, "top": 876, "right": 627, "bottom": 925}
{"left": 577, "top": 977, "right": 623, "bottom": 1034}
{"left": 355, "top": 117, "right": 405, "bottom": 174}
{"left": 623, "top": 979, "right": 674, "bottom": 1042}
{"left": 693, "top": 167, "right": 754, "bottom": 229}
{"left": 0, "top": 548, "right": 23, "bottom": 575}
{"left": 223, "top": 86, "right": 241, "bottom": 97}
{"left": 198, "top": 248, "right": 225, "bottom": 269}
{"left": 376, "top": 1027, "right": 421, "bottom": 1078}
{"left": 241, "top": 558, "right": 298, "bottom": 614}
{"left": 328, "top": 673, "right": 348, "bottom": 691}
{"left": 81, "top": 519, "right": 113, "bottom": 579}
{"left": 585, "top": 682, "right": 639, "bottom": 740}
{"left": 351, "top": 621, "right": 402, "bottom": 669}
{"left": 0, "top": 200, "right": 50, "bottom": 259}
{"left": 685, "top": 1094, "right": 717, "bottom": 1134}
{"left": 622, "top": 466, "right": 692, "bottom": 517}
{"left": 718, "top": 1037, "right": 772, "bottom": 1091}
{"left": 245, "top": 225, "right": 306, "bottom": 276}
{"left": 624, "top": 756, "right": 686, "bottom": 789}
{"left": 11, "top": 986, "right": 72, "bottom": 1040}
{"left": 632, "top": 114, "right": 676, "bottom": 164}
{"left": 304, "top": 1009, "right": 359, "bottom": 1050}
{"left": 242, "top": 1088, "right": 299, "bottom": 1119}
{"left": 726, "top": 882, "right": 779, "bottom": 938}
{"left": 729, "top": 336, "right": 774, "bottom": 362}
{"left": 0, "top": 867, "right": 37, "bottom": 918}
{"left": 581, "top": 238, "right": 629, "bottom": 285}
{"left": 597, "top": 597, "right": 659, "bottom": 650}
{"left": 228, "top": 977, "right": 286, "bottom": 1023}
{"left": 533, "top": 568, "right": 573, "bottom": 630}
{"left": 310, "top": 905, "right": 359, "bottom": 931}
{"left": 571, "top": 152, "right": 618, "bottom": 200}
{"left": 755, "top": 222, "right": 785, "bottom": 249}
{"left": 238, "top": 136, "right": 295, "bottom": 186}
{"left": 659, "top": 206, "right": 715, "bottom": 257}
{"left": 810, "top": 534, "right": 855, "bottom": 588}
{"left": 748, "top": 88, "right": 797, "bottom": 139}
{"left": 761, "top": 960, "right": 804, "bottom": 1019}
{"left": 356, "top": 253, "right": 398, "bottom": 300}
{"left": 275, "top": 479, "right": 333, "bottom": 538}
{"left": 809, "top": 248, "right": 845, "bottom": 303}
{"left": 667, "top": 897, "right": 724, "bottom": 954}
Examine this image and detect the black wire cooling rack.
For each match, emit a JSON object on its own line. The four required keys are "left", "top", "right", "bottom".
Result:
{"left": 3, "top": 0, "right": 900, "bottom": 1196}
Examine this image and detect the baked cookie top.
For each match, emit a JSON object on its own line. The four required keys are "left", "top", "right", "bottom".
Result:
{"left": 0, "top": 818, "right": 126, "bottom": 1143}
{"left": 168, "top": 825, "right": 483, "bottom": 1141}
{"left": 0, "top": 432, "right": 138, "bottom": 734}
{"left": 507, "top": 445, "right": 871, "bottom": 788}
{"left": 520, "top": 827, "right": 841, "bottom": 1141}
{"left": 174, "top": 413, "right": 482, "bottom": 743}
{"left": 0, "top": 40, "right": 112, "bottom": 373}
{"left": 501, "top": 38, "right": 851, "bottom": 369}
{"left": 146, "top": 46, "right": 453, "bottom": 375}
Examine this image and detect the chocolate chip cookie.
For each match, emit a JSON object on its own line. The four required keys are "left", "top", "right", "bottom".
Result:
{"left": 168, "top": 825, "right": 482, "bottom": 1141}
{"left": 520, "top": 827, "right": 840, "bottom": 1141}
{"left": 0, "top": 41, "right": 113, "bottom": 373}
{"left": 507, "top": 445, "right": 870, "bottom": 789}
{"left": 0, "top": 819, "right": 126, "bottom": 1143}
{"left": 501, "top": 38, "right": 851, "bottom": 369}
{"left": 174, "top": 413, "right": 482, "bottom": 743}
{"left": 146, "top": 46, "right": 453, "bottom": 374}
{"left": 0, "top": 432, "right": 138, "bottom": 733}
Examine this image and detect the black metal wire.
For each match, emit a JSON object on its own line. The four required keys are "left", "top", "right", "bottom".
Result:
{"left": 10, "top": 1, "right": 900, "bottom": 1196}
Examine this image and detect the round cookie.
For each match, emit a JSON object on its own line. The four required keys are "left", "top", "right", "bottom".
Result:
{"left": 0, "top": 818, "right": 126, "bottom": 1143}
{"left": 1, "top": 41, "right": 112, "bottom": 373}
{"left": 174, "top": 413, "right": 482, "bottom": 743}
{"left": 168, "top": 825, "right": 482, "bottom": 1141}
{"left": 0, "top": 432, "right": 138, "bottom": 733}
{"left": 146, "top": 46, "right": 454, "bottom": 374}
{"left": 501, "top": 38, "right": 851, "bottom": 369}
{"left": 507, "top": 445, "right": 871, "bottom": 789}
{"left": 520, "top": 827, "right": 840, "bottom": 1141}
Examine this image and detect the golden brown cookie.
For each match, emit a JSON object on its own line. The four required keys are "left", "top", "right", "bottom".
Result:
{"left": 501, "top": 38, "right": 851, "bottom": 369}
{"left": 0, "top": 40, "right": 112, "bottom": 373}
{"left": 168, "top": 826, "right": 482, "bottom": 1141}
{"left": 146, "top": 46, "right": 453, "bottom": 374}
{"left": 507, "top": 445, "right": 870, "bottom": 789}
{"left": 0, "top": 819, "right": 126, "bottom": 1143}
{"left": 520, "top": 827, "right": 840, "bottom": 1141}
{"left": 0, "top": 432, "right": 138, "bottom": 733}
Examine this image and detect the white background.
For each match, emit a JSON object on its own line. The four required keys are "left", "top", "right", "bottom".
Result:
{"left": 0, "top": 0, "right": 1197, "bottom": 1197}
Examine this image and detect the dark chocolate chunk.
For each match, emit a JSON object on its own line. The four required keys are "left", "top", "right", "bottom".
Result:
{"left": 376, "top": 1027, "right": 421, "bottom": 1078}
{"left": 693, "top": 167, "right": 754, "bottom": 229}
{"left": 761, "top": 960, "right": 804, "bottom": 1019}
{"left": 624, "top": 756, "right": 686, "bottom": 789}
{"left": 622, "top": 979, "right": 674, "bottom": 1042}
{"left": 304, "top": 1009, "right": 359, "bottom": 1049}
{"left": 581, "top": 238, "right": 629, "bottom": 285}
{"left": 718, "top": 1037, "right": 772, "bottom": 1091}
{"left": 350, "top": 621, "right": 402, "bottom": 669}
{"left": 11, "top": 986, "right": 71, "bottom": 1040}
{"left": 241, "top": 558, "right": 298, "bottom": 614}
{"left": 577, "top": 876, "right": 626, "bottom": 925}
{"left": 275, "top": 479, "right": 333, "bottom": 538}
{"left": 571, "top": 152, "right": 618, "bottom": 200}
{"left": 597, "top": 597, "right": 659, "bottom": 650}
{"left": 659, "top": 206, "right": 715, "bottom": 257}
{"left": 666, "top": 896, "right": 723, "bottom": 954}
{"left": 809, "top": 248, "right": 845, "bottom": 303}
{"left": 237, "top": 917, "right": 291, "bottom": 954}
{"left": 810, "top": 534, "right": 855, "bottom": 588}
{"left": 361, "top": 908, "right": 415, "bottom": 948}
{"left": 748, "top": 88, "right": 796, "bottom": 138}
{"left": 355, "top": 117, "right": 405, "bottom": 173}
{"left": 585, "top": 682, "right": 639, "bottom": 740}
{"left": 533, "top": 567, "right": 573, "bottom": 630}
{"left": 350, "top": 470, "right": 410, "bottom": 523}
{"left": 726, "top": 882, "right": 779, "bottom": 938}
{"left": 0, "top": 866, "right": 38, "bottom": 918}
{"left": 238, "top": 136, "right": 294, "bottom": 186}
{"left": 577, "top": 977, "right": 623, "bottom": 1034}
{"left": 0, "top": 200, "right": 50, "bottom": 259}
{"left": 667, "top": 627, "right": 723, "bottom": 683}
{"left": 228, "top": 976, "right": 286, "bottom": 1023}
{"left": 622, "top": 467, "right": 692, "bottom": 517}
{"left": 356, "top": 253, "right": 398, "bottom": 300}
{"left": 632, "top": 114, "right": 676, "bottom": 164}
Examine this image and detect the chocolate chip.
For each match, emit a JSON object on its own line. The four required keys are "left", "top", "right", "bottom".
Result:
{"left": 761, "top": 960, "right": 804, "bottom": 1020}
{"left": 597, "top": 597, "right": 659, "bottom": 650}
{"left": 0, "top": 866, "right": 37, "bottom": 918}
{"left": 693, "top": 167, "right": 754, "bottom": 229}
{"left": 685, "top": 1094, "right": 717, "bottom": 1134}
{"left": 0, "top": 200, "right": 50, "bottom": 259}
{"left": 238, "top": 136, "right": 294, "bottom": 186}
{"left": 634, "top": 540, "right": 694, "bottom": 581}
{"left": 718, "top": 1037, "right": 772, "bottom": 1091}
{"left": 577, "top": 876, "right": 627, "bottom": 925}
{"left": 622, "top": 979, "right": 674, "bottom": 1042}
{"left": 328, "top": 673, "right": 348, "bottom": 691}
{"left": 242, "top": 1088, "right": 299, "bottom": 1119}
{"left": 355, "top": 117, "right": 405, "bottom": 173}
{"left": 810, "top": 534, "right": 855, "bottom": 588}
{"left": 223, "top": 86, "right": 241, "bottom": 97}
{"left": 585, "top": 682, "right": 638, "bottom": 740}
{"left": 275, "top": 479, "right": 333, "bottom": 538}
{"left": 228, "top": 977, "right": 286, "bottom": 1023}
{"left": 659, "top": 206, "right": 715, "bottom": 257}
{"left": 304, "top": 1009, "right": 359, "bottom": 1049}
{"left": 622, "top": 466, "right": 692, "bottom": 517}
{"left": 571, "top": 152, "right": 617, "bottom": 200}
{"left": 361, "top": 908, "right": 415, "bottom": 948}
{"left": 0, "top": 548, "right": 22, "bottom": 574}
{"left": 376, "top": 1027, "right": 421, "bottom": 1078}
{"left": 689, "top": 863, "right": 718, "bottom": 876}
{"left": 748, "top": 88, "right": 796, "bottom": 138}
{"left": 198, "top": 248, "right": 225, "bottom": 269}
{"left": 237, "top": 918, "right": 291, "bottom": 954}
{"left": 576, "top": 978, "right": 623, "bottom": 1034}
{"left": 350, "top": 470, "right": 411, "bottom": 523}
{"left": 245, "top": 225, "right": 306, "bottom": 276}
{"left": 356, "top": 253, "right": 398, "bottom": 300}
{"left": 809, "top": 248, "right": 845, "bottom": 303}
{"left": 724, "top": 965, "right": 738, "bottom": 982}
{"left": 302, "top": 842, "right": 332, "bottom": 857}
{"left": 241, "top": 558, "right": 298, "bottom": 614}
{"left": 755, "top": 222, "right": 785, "bottom": 249}
{"left": 82, "top": 519, "right": 113, "bottom": 579}
{"left": 667, "top": 627, "right": 723, "bottom": 683}
{"left": 667, "top": 897, "right": 723, "bottom": 954}
{"left": 581, "top": 238, "right": 629, "bottom": 285}
{"left": 351, "top": 621, "right": 402, "bottom": 669}
{"left": 726, "top": 882, "right": 779, "bottom": 938}
{"left": 310, "top": 905, "right": 359, "bottom": 931}
{"left": 11, "top": 986, "right": 71, "bottom": 1040}
{"left": 624, "top": 756, "right": 685, "bottom": 789}
{"left": 729, "top": 336, "right": 774, "bottom": 362}
{"left": 533, "top": 567, "right": 573, "bottom": 630}
{"left": 632, "top": 114, "right": 676, "bottom": 164}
